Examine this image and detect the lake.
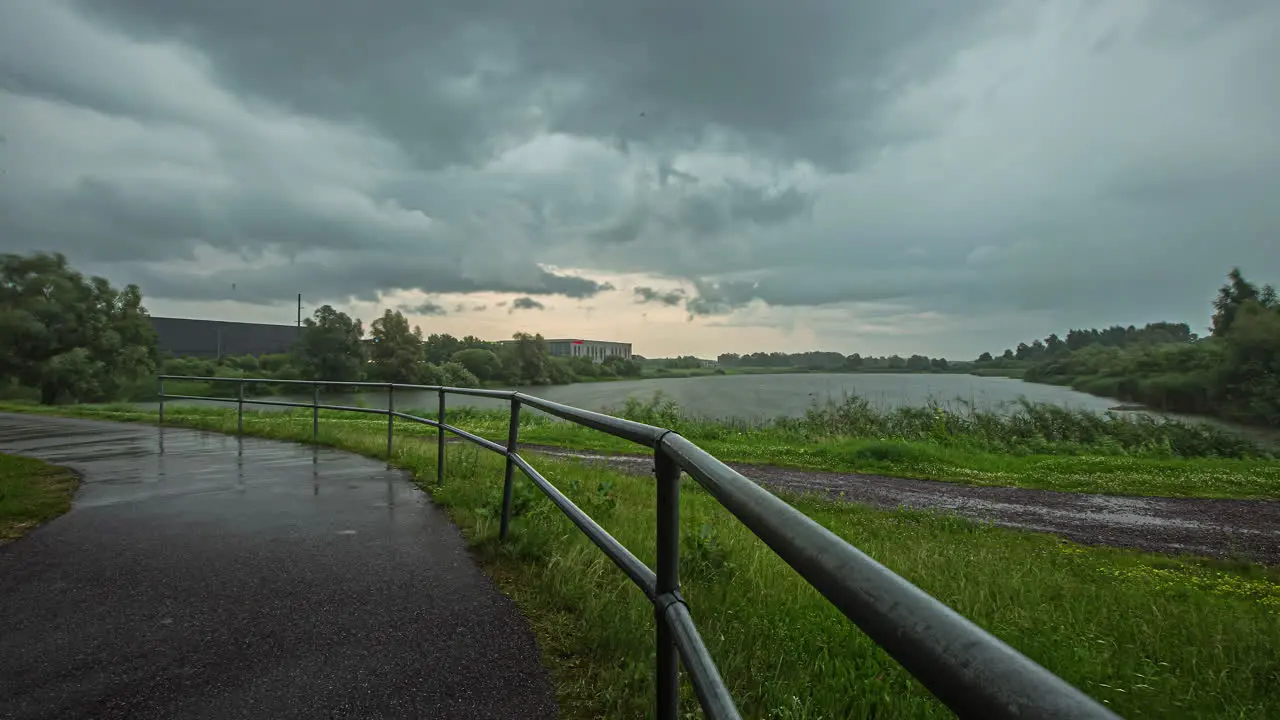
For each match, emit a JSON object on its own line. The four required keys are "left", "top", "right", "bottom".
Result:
{"left": 161, "top": 373, "right": 1126, "bottom": 421}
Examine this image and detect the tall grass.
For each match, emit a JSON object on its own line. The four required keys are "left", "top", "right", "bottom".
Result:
{"left": 614, "top": 392, "right": 1265, "bottom": 459}
{"left": 12, "top": 404, "right": 1277, "bottom": 718}
{"left": 789, "top": 394, "right": 1263, "bottom": 458}
{"left": 590, "top": 394, "right": 1280, "bottom": 499}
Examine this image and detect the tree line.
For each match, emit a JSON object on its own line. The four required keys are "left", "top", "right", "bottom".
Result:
{"left": 162, "top": 308, "right": 646, "bottom": 395}
{"left": 285, "top": 305, "right": 642, "bottom": 387}
{"left": 972, "top": 322, "right": 1198, "bottom": 366}
{"left": 0, "top": 252, "right": 644, "bottom": 405}
{"left": 715, "top": 351, "right": 959, "bottom": 372}
{"left": 1012, "top": 268, "right": 1278, "bottom": 425}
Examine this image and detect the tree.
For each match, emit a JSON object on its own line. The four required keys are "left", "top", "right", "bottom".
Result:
{"left": 1216, "top": 300, "right": 1280, "bottom": 424}
{"left": 1261, "top": 284, "right": 1278, "bottom": 309}
{"left": 293, "top": 305, "right": 365, "bottom": 382}
{"left": 498, "top": 332, "right": 553, "bottom": 384}
{"left": 452, "top": 348, "right": 502, "bottom": 382}
{"left": 422, "top": 333, "right": 461, "bottom": 364}
{"left": 0, "top": 252, "right": 157, "bottom": 404}
{"left": 602, "top": 355, "right": 642, "bottom": 377}
{"left": 368, "top": 309, "right": 423, "bottom": 383}
{"left": 1212, "top": 267, "right": 1261, "bottom": 337}
{"left": 439, "top": 361, "right": 480, "bottom": 388}
{"left": 977, "top": 351, "right": 993, "bottom": 363}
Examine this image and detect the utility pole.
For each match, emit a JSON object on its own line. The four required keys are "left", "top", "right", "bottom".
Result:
{"left": 297, "top": 294, "right": 302, "bottom": 331}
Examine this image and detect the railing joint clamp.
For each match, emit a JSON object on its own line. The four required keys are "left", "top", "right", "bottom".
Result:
{"left": 655, "top": 589, "right": 687, "bottom": 617}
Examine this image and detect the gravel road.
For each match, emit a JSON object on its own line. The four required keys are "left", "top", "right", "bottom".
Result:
{"left": 520, "top": 444, "right": 1280, "bottom": 565}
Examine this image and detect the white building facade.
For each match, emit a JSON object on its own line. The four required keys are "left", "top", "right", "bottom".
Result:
{"left": 497, "top": 338, "right": 632, "bottom": 363}
{"left": 547, "top": 338, "right": 632, "bottom": 363}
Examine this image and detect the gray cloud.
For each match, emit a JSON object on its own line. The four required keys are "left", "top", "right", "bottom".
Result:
{"left": 105, "top": 255, "right": 612, "bottom": 306}
{"left": 510, "top": 296, "right": 545, "bottom": 311}
{"left": 634, "top": 286, "right": 685, "bottom": 307}
{"left": 3, "top": 0, "right": 1280, "bottom": 356}
{"left": 70, "top": 0, "right": 1001, "bottom": 172}
{"left": 398, "top": 301, "right": 447, "bottom": 316}
{"left": 587, "top": 179, "right": 816, "bottom": 245}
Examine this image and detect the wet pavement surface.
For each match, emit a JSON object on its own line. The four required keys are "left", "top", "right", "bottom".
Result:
{"left": 0, "top": 413, "right": 556, "bottom": 720}
{"left": 522, "top": 444, "right": 1280, "bottom": 565}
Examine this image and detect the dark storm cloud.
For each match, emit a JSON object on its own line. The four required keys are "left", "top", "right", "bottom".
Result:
{"left": 684, "top": 280, "right": 760, "bottom": 317}
{"left": 1, "top": 0, "right": 619, "bottom": 306}
{"left": 672, "top": 182, "right": 815, "bottom": 237}
{"left": 118, "top": 257, "right": 611, "bottom": 306}
{"left": 588, "top": 178, "right": 815, "bottom": 245}
{"left": 71, "top": 0, "right": 1001, "bottom": 172}
{"left": 510, "top": 297, "right": 545, "bottom": 311}
{"left": 398, "top": 301, "right": 447, "bottom": 316}
{"left": 4, "top": 0, "right": 1280, "bottom": 357}
{"left": 633, "top": 286, "right": 685, "bottom": 307}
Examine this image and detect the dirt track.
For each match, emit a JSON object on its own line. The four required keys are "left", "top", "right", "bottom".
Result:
{"left": 518, "top": 444, "right": 1280, "bottom": 565}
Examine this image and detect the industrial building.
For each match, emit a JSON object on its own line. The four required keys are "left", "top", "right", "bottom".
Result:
{"left": 150, "top": 316, "right": 300, "bottom": 359}
{"left": 498, "top": 338, "right": 632, "bottom": 363}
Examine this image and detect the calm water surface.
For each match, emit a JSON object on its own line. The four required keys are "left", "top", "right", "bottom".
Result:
{"left": 162, "top": 373, "right": 1125, "bottom": 421}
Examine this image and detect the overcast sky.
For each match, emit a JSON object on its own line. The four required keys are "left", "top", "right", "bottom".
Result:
{"left": 3, "top": 0, "right": 1278, "bottom": 359}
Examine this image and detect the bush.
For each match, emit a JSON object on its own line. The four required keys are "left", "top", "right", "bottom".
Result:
{"left": 440, "top": 361, "right": 480, "bottom": 388}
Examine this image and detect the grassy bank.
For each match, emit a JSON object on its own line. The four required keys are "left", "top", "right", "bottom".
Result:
{"left": 6, "top": 395, "right": 1279, "bottom": 499}
{"left": 0, "top": 453, "right": 79, "bottom": 544}
{"left": 969, "top": 367, "right": 1029, "bottom": 378}
{"left": 4, "top": 403, "right": 1277, "bottom": 718}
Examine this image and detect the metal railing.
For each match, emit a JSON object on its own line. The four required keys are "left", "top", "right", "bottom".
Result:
{"left": 157, "top": 375, "right": 1119, "bottom": 720}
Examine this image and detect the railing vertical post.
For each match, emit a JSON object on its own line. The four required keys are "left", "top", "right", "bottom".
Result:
{"left": 386, "top": 383, "right": 395, "bottom": 460}
{"left": 499, "top": 398, "right": 522, "bottom": 541}
{"left": 312, "top": 383, "right": 319, "bottom": 441}
{"left": 237, "top": 380, "right": 244, "bottom": 435}
{"left": 157, "top": 376, "right": 165, "bottom": 426}
{"left": 436, "top": 388, "right": 446, "bottom": 486}
{"left": 654, "top": 442, "right": 682, "bottom": 720}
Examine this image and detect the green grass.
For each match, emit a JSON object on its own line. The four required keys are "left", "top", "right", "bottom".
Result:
{"left": 6, "top": 399, "right": 1279, "bottom": 500}
{"left": 0, "top": 453, "right": 79, "bottom": 543}
{"left": 4, "top": 403, "right": 1276, "bottom": 718}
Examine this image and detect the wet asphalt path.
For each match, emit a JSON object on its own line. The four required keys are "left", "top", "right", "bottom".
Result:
{"left": 0, "top": 413, "right": 557, "bottom": 720}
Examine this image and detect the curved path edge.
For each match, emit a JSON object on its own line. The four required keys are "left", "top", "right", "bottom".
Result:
{"left": 0, "top": 412, "right": 557, "bottom": 720}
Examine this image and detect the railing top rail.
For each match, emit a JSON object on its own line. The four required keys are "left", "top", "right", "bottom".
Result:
{"left": 516, "top": 392, "right": 666, "bottom": 447}
{"left": 441, "top": 387, "right": 518, "bottom": 400}
{"left": 657, "top": 433, "right": 1116, "bottom": 719}
{"left": 157, "top": 374, "right": 401, "bottom": 388}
